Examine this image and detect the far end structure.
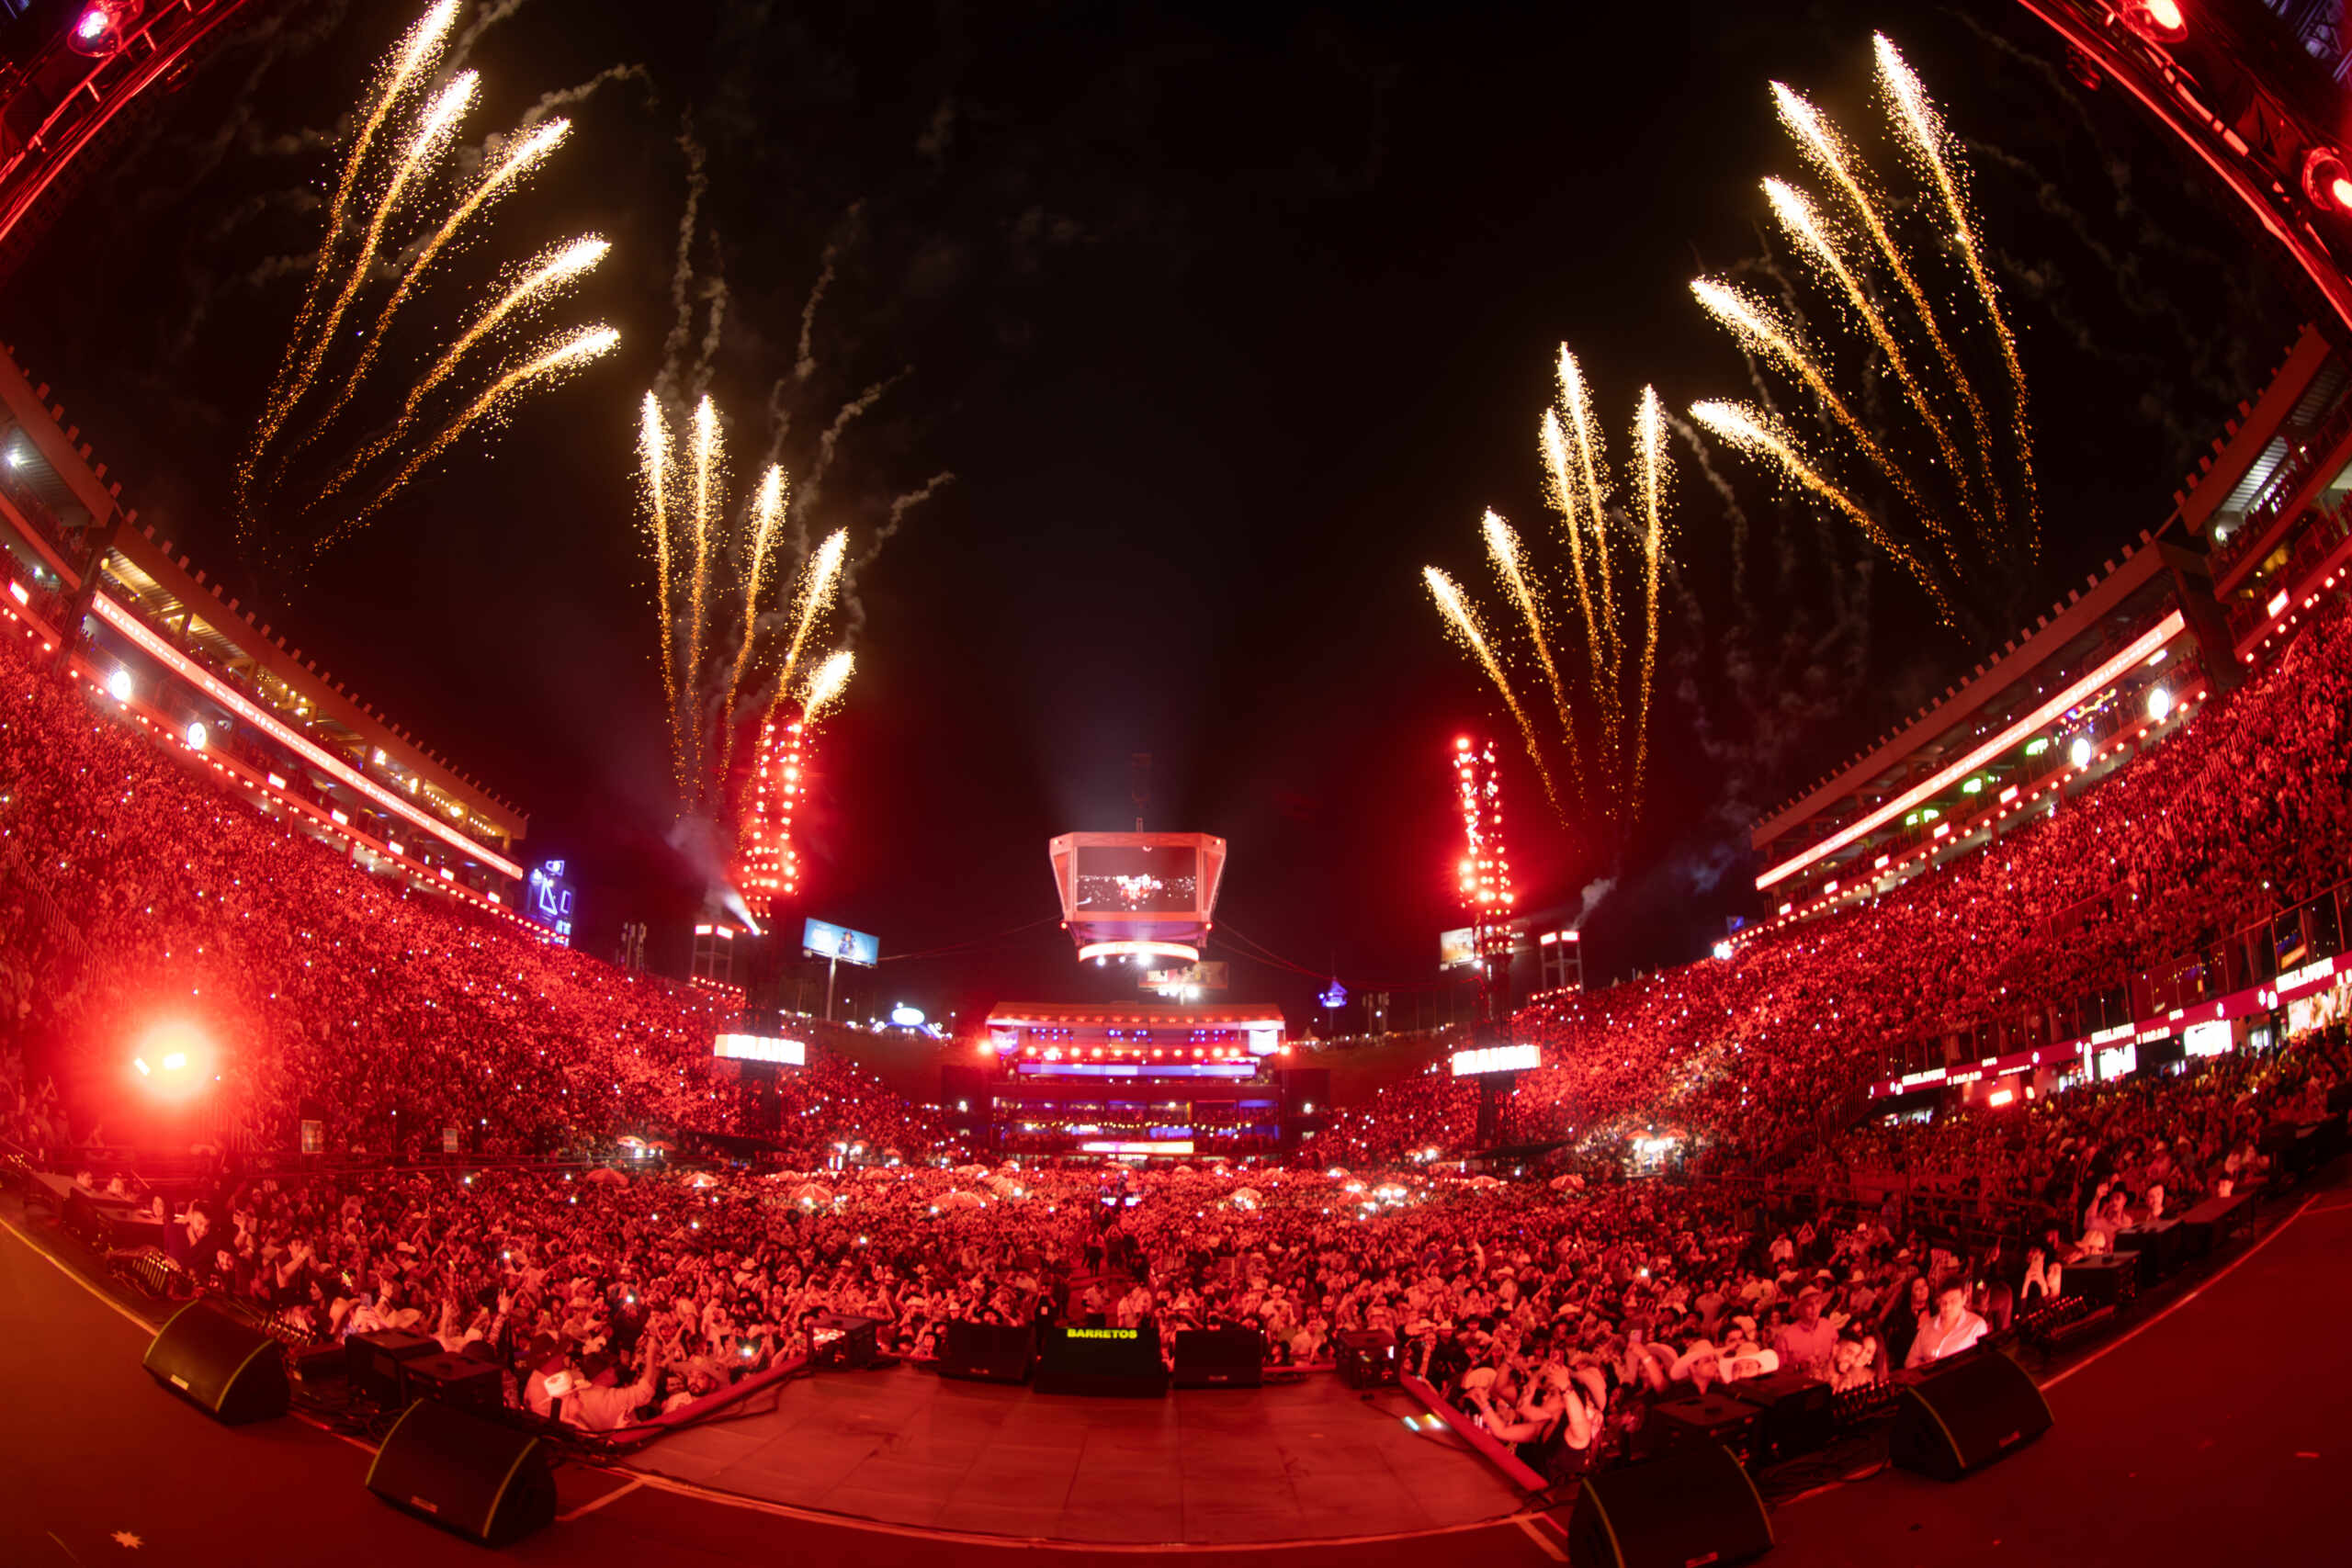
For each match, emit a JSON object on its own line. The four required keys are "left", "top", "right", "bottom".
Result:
{"left": 1049, "top": 830, "right": 1227, "bottom": 965}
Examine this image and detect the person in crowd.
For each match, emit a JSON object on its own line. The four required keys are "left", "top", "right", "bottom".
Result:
{"left": 1905, "top": 1280, "right": 1990, "bottom": 1368}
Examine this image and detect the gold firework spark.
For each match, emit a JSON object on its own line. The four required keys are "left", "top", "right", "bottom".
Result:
{"left": 1554, "top": 346, "right": 1619, "bottom": 660}
{"left": 775, "top": 528, "right": 850, "bottom": 700}
{"left": 1690, "top": 399, "right": 1954, "bottom": 622}
{"left": 800, "top": 649, "right": 856, "bottom": 728}
{"left": 1761, "top": 176, "right": 1986, "bottom": 541}
{"left": 1482, "top": 510, "right": 1586, "bottom": 801}
{"left": 317, "top": 325, "right": 619, "bottom": 551}
{"left": 1773, "top": 82, "right": 2004, "bottom": 543}
{"left": 1690, "top": 276, "right": 1953, "bottom": 558}
{"left": 683, "top": 396, "right": 725, "bottom": 788}
{"left": 1422, "top": 565, "right": 1563, "bottom": 817}
{"left": 311, "top": 235, "right": 608, "bottom": 509}
{"left": 1631, "top": 387, "right": 1668, "bottom": 806}
{"left": 1874, "top": 31, "right": 2040, "bottom": 555}
{"left": 246, "top": 0, "right": 459, "bottom": 497}
{"left": 1540, "top": 406, "right": 1609, "bottom": 694}
{"left": 639, "top": 393, "right": 683, "bottom": 791}
{"left": 268, "top": 68, "right": 480, "bottom": 496}
{"left": 714, "top": 465, "right": 792, "bottom": 784}
{"left": 301, "top": 119, "right": 573, "bottom": 452}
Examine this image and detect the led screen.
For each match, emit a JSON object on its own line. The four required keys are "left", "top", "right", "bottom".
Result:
{"left": 1073, "top": 845, "right": 1199, "bottom": 912}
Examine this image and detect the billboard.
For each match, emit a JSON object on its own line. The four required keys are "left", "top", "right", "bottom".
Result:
{"left": 1143, "top": 961, "right": 1228, "bottom": 994}
{"left": 802, "top": 918, "right": 878, "bottom": 967}
{"left": 1451, "top": 1043, "right": 1540, "bottom": 1077}
{"left": 715, "top": 1033, "right": 808, "bottom": 1066}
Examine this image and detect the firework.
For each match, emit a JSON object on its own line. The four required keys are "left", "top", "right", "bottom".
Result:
{"left": 311, "top": 235, "right": 609, "bottom": 509}
{"left": 1774, "top": 82, "right": 2003, "bottom": 542}
{"left": 1690, "top": 277, "right": 1950, "bottom": 554}
{"left": 1423, "top": 566, "right": 1563, "bottom": 817}
{"left": 315, "top": 325, "right": 619, "bottom": 552}
{"left": 1554, "top": 347, "right": 1619, "bottom": 660}
{"left": 244, "top": 0, "right": 460, "bottom": 502}
{"left": 799, "top": 649, "right": 855, "bottom": 727}
{"left": 1874, "top": 31, "right": 2040, "bottom": 555}
{"left": 1482, "top": 510, "right": 1585, "bottom": 799}
{"left": 639, "top": 394, "right": 683, "bottom": 789}
{"left": 713, "top": 466, "right": 791, "bottom": 784}
{"left": 679, "top": 398, "right": 726, "bottom": 788}
{"left": 301, "top": 119, "right": 574, "bottom": 452}
{"left": 1690, "top": 399, "right": 1953, "bottom": 620}
{"left": 1631, "top": 387, "right": 1668, "bottom": 805}
{"left": 1540, "top": 407, "right": 1608, "bottom": 691}
{"left": 1760, "top": 176, "right": 1983, "bottom": 542}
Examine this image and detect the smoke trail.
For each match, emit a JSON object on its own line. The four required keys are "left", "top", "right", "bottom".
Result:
{"left": 519, "top": 63, "right": 656, "bottom": 128}
{"left": 1482, "top": 510, "right": 1588, "bottom": 806}
{"left": 655, "top": 126, "right": 709, "bottom": 407}
{"left": 447, "top": 0, "right": 529, "bottom": 72}
{"left": 318, "top": 325, "right": 619, "bottom": 548}
{"left": 1422, "top": 567, "right": 1564, "bottom": 818}
{"left": 865, "top": 470, "right": 956, "bottom": 560}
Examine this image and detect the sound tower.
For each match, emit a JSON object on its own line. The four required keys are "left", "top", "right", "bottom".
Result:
{"left": 142, "top": 1302, "right": 290, "bottom": 1425}
{"left": 1172, "top": 1325, "right": 1265, "bottom": 1388}
{"left": 365, "top": 1399, "right": 558, "bottom": 1547}
{"left": 1565, "top": 1443, "right": 1772, "bottom": 1568}
{"left": 1888, "top": 1350, "right": 2054, "bottom": 1481}
{"left": 940, "top": 1320, "right": 1036, "bottom": 1383}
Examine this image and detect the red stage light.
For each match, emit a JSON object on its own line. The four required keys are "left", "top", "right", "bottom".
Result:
{"left": 2304, "top": 148, "right": 2352, "bottom": 215}
{"left": 2120, "top": 0, "right": 2187, "bottom": 43}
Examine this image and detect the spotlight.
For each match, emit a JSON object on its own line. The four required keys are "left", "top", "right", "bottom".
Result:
{"left": 68, "top": 2, "right": 136, "bottom": 55}
{"left": 186, "top": 720, "right": 208, "bottom": 750}
{"left": 2069, "top": 736, "right": 2092, "bottom": 769}
{"left": 2120, "top": 0, "right": 2188, "bottom": 43}
{"left": 2147, "top": 686, "right": 2173, "bottom": 723}
{"left": 106, "top": 669, "right": 131, "bottom": 703}
{"left": 2305, "top": 147, "right": 2352, "bottom": 215}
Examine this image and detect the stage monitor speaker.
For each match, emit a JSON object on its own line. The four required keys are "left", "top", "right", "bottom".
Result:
{"left": 1173, "top": 1326, "right": 1264, "bottom": 1389}
{"left": 348, "top": 1328, "right": 440, "bottom": 1405}
{"left": 812, "top": 1313, "right": 882, "bottom": 1370}
{"left": 1889, "top": 1349, "right": 2053, "bottom": 1482}
{"left": 941, "top": 1320, "right": 1035, "bottom": 1383}
{"left": 1336, "top": 1327, "right": 1398, "bottom": 1389}
{"left": 365, "top": 1399, "right": 557, "bottom": 1548}
{"left": 1566, "top": 1442, "right": 1772, "bottom": 1568}
{"left": 142, "top": 1302, "right": 289, "bottom": 1425}
{"left": 401, "top": 1351, "right": 505, "bottom": 1414}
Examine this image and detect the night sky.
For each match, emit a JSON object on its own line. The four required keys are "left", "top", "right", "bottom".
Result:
{"left": 4, "top": 0, "right": 2310, "bottom": 1026}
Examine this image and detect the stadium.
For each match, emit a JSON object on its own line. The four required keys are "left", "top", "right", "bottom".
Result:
{"left": 6, "top": 3, "right": 2352, "bottom": 1566}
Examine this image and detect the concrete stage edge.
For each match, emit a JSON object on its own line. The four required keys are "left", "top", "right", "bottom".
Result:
{"left": 6, "top": 1184, "right": 2352, "bottom": 1566}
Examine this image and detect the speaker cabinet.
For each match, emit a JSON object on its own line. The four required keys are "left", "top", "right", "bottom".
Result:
{"left": 365, "top": 1399, "right": 557, "bottom": 1547}
{"left": 401, "top": 1350, "right": 505, "bottom": 1414}
{"left": 1891, "top": 1350, "right": 2053, "bottom": 1481}
{"left": 1034, "top": 1323, "right": 1168, "bottom": 1396}
{"left": 1173, "top": 1325, "right": 1265, "bottom": 1388}
{"left": 142, "top": 1302, "right": 289, "bottom": 1425}
{"left": 1566, "top": 1443, "right": 1772, "bottom": 1568}
{"left": 1336, "top": 1327, "right": 1398, "bottom": 1389}
{"left": 940, "top": 1320, "right": 1035, "bottom": 1383}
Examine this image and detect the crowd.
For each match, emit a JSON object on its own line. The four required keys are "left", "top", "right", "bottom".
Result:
{"left": 0, "top": 626, "right": 949, "bottom": 1165}
{"left": 1327, "top": 604, "right": 2352, "bottom": 1169}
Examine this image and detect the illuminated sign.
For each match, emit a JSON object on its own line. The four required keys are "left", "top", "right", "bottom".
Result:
{"left": 1757, "top": 610, "right": 2186, "bottom": 891}
{"left": 2095, "top": 1042, "right": 2139, "bottom": 1081}
{"left": 1080, "top": 1139, "right": 1194, "bottom": 1156}
{"left": 525, "top": 859, "right": 575, "bottom": 946}
{"left": 714, "top": 1033, "right": 808, "bottom": 1066}
{"left": 1451, "top": 1043, "right": 1540, "bottom": 1077}
{"left": 888, "top": 1004, "right": 926, "bottom": 1028}
{"left": 1247, "top": 1025, "right": 1283, "bottom": 1056}
{"left": 802, "top": 918, "right": 878, "bottom": 967}
{"left": 89, "top": 590, "right": 525, "bottom": 880}
{"left": 2184, "top": 1020, "right": 2233, "bottom": 1058}
{"left": 1063, "top": 1327, "right": 1141, "bottom": 1340}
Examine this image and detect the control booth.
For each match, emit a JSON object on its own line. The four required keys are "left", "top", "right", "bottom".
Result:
{"left": 943, "top": 1002, "right": 1325, "bottom": 1160}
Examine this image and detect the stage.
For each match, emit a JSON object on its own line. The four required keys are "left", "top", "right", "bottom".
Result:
{"left": 631, "top": 1359, "right": 1521, "bottom": 1541}
{"left": 7, "top": 1179, "right": 2352, "bottom": 1565}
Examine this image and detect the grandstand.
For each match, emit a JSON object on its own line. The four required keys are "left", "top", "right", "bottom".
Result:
{"left": 0, "top": 345, "right": 530, "bottom": 918}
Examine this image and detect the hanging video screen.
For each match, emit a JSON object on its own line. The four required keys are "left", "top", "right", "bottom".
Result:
{"left": 1073, "top": 844, "right": 1199, "bottom": 913}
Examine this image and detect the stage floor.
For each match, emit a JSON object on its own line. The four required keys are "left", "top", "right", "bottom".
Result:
{"left": 628, "top": 1360, "right": 1523, "bottom": 1542}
